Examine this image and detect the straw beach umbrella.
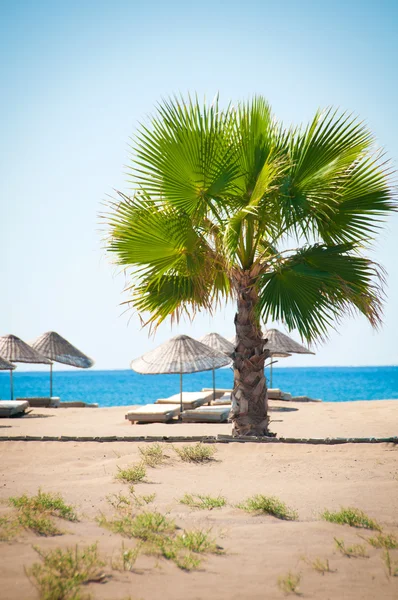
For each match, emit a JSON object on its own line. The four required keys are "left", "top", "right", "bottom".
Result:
{"left": 131, "top": 334, "right": 231, "bottom": 412}
{"left": 199, "top": 333, "right": 234, "bottom": 400}
{"left": 263, "top": 328, "right": 314, "bottom": 386}
{"left": 0, "top": 334, "right": 52, "bottom": 399}
{"left": 0, "top": 356, "right": 17, "bottom": 400}
{"left": 31, "top": 331, "right": 94, "bottom": 396}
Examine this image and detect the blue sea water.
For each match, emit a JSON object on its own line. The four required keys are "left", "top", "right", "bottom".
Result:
{"left": 0, "top": 366, "right": 397, "bottom": 406}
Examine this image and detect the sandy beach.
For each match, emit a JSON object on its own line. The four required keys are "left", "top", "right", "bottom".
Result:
{"left": 0, "top": 401, "right": 397, "bottom": 599}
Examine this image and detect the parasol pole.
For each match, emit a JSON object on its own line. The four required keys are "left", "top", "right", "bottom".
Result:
{"left": 179, "top": 371, "right": 183, "bottom": 415}
{"left": 212, "top": 367, "right": 216, "bottom": 402}
{"left": 50, "top": 363, "right": 53, "bottom": 397}
{"left": 10, "top": 369, "right": 14, "bottom": 400}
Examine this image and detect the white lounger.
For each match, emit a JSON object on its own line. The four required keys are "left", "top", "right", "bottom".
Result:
{"left": 16, "top": 397, "right": 60, "bottom": 408}
{"left": 125, "top": 403, "right": 181, "bottom": 423}
{"left": 181, "top": 405, "right": 230, "bottom": 423}
{"left": 0, "top": 400, "right": 30, "bottom": 417}
{"left": 212, "top": 392, "right": 232, "bottom": 405}
{"left": 155, "top": 391, "right": 213, "bottom": 409}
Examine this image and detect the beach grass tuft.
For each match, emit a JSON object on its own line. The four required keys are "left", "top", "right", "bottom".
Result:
{"left": 237, "top": 495, "right": 298, "bottom": 520}
{"left": 98, "top": 511, "right": 176, "bottom": 541}
{"left": 277, "top": 571, "right": 301, "bottom": 595}
{"left": 173, "top": 443, "right": 216, "bottom": 463}
{"left": 0, "top": 515, "right": 19, "bottom": 541}
{"left": 26, "top": 543, "right": 106, "bottom": 600}
{"left": 382, "top": 549, "right": 398, "bottom": 577}
{"left": 139, "top": 443, "right": 168, "bottom": 468}
{"left": 179, "top": 493, "right": 226, "bottom": 510}
{"left": 334, "top": 538, "right": 369, "bottom": 558}
{"left": 176, "top": 529, "right": 223, "bottom": 554}
{"left": 367, "top": 532, "right": 398, "bottom": 549}
{"left": 9, "top": 490, "right": 77, "bottom": 522}
{"left": 322, "top": 507, "right": 380, "bottom": 530}
{"left": 111, "top": 542, "right": 142, "bottom": 572}
{"left": 116, "top": 463, "right": 147, "bottom": 484}
{"left": 310, "top": 557, "right": 332, "bottom": 574}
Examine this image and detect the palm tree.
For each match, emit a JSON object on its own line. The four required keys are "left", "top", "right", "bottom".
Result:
{"left": 105, "top": 96, "right": 395, "bottom": 436}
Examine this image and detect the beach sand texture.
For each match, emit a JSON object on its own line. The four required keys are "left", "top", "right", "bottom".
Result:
{"left": 0, "top": 402, "right": 397, "bottom": 599}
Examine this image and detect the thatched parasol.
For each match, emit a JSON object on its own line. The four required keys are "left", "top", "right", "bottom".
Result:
{"left": 0, "top": 334, "right": 51, "bottom": 399}
{"left": 199, "top": 333, "right": 234, "bottom": 400}
{"left": 131, "top": 335, "right": 231, "bottom": 413}
{"left": 263, "top": 328, "right": 314, "bottom": 386}
{"left": 31, "top": 331, "right": 94, "bottom": 396}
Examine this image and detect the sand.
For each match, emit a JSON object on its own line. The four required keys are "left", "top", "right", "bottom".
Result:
{"left": 0, "top": 402, "right": 397, "bottom": 599}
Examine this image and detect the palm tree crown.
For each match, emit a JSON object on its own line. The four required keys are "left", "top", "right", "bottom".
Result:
{"left": 106, "top": 95, "right": 395, "bottom": 342}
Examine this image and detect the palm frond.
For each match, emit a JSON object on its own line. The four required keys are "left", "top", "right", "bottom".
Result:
{"left": 257, "top": 244, "right": 384, "bottom": 342}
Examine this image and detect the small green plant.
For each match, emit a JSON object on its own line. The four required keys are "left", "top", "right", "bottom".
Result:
{"left": 0, "top": 515, "right": 19, "bottom": 541}
{"left": 382, "top": 549, "right": 398, "bottom": 577}
{"left": 277, "top": 571, "right": 301, "bottom": 595}
{"left": 334, "top": 538, "right": 368, "bottom": 558}
{"left": 173, "top": 443, "right": 216, "bottom": 463}
{"left": 176, "top": 529, "right": 222, "bottom": 554}
{"left": 179, "top": 493, "right": 226, "bottom": 510}
{"left": 131, "top": 493, "right": 156, "bottom": 508}
{"left": 116, "top": 463, "right": 147, "bottom": 484}
{"left": 111, "top": 542, "right": 141, "bottom": 572}
{"left": 107, "top": 493, "right": 131, "bottom": 511}
{"left": 174, "top": 554, "right": 202, "bottom": 571}
{"left": 311, "top": 557, "right": 332, "bottom": 574}
{"left": 18, "top": 510, "right": 61, "bottom": 537}
{"left": 26, "top": 543, "right": 106, "bottom": 600}
{"left": 98, "top": 511, "right": 176, "bottom": 541}
{"left": 322, "top": 507, "right": 380, "bottom": 530}
{"left": 367, "top": 532, "right": 398, "bottom": 549}
{"left": 139, "top": 443, "right": 168, "bottom": 467}
{"left": 10, "top": 490, "right": 77, "bottom": 522}
{"left": 237, "top": 495, "right": 298, "bottom": 520}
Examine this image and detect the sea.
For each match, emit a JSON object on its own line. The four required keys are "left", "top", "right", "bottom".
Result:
{"left": 0, "top": 366, "right": 397, "bottom": 406}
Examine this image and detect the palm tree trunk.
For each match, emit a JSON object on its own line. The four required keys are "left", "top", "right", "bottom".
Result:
{"left": 230, "top": 267, "right": 273, "bottom": 437}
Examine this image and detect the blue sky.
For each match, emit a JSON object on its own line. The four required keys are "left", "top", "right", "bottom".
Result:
{"left": 1, "top": 0, "right": 397, "bottom": 370}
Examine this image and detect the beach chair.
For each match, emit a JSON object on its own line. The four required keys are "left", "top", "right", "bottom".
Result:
{"left": 155, "top": 391, "right": 213, "bottom": 409}
{"left": 180, "top": 405, "right": 230, "bottom": 423}
{"left": 0, "top": 400, "right": 30, "bottom": 417}
{"left": 212, "top": 392, "right": 232, "bottom": 405}
{"left": 16, "top": 397, "right": 60, "bottom": 408}
{"left": 125, "top": 403, "right": 181, "bottom": 424}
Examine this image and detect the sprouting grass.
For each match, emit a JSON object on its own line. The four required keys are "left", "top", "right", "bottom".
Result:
{"left": 139, "top": 443, "right": 168, "bottom": 468}
{"left": 277, "top": 571, "right": 301, "bottom": 595}
{"left": 116, "top": 463, "right": 147, "bottom": 484}
{"left": 174, "top": 554, "right": 202, "bottom": 571}
{"left": 237, "top": 495, "right": 298, "bottom": 520}
{"left": 322, "top": 507, "right": 380, "bottom": 531}
{"left": 310, "top": 557, "right": 332, "bottom": 574}
{"left": 111, "top": 542, "right": 141, "bottom": 572}
{"left": 26, "top": 543, "right": 106, "bottom": 600}
{"left": 382, "top": 549, "right": 398, "bottom": 577}
{"left": 0, "top": 515, "right": 19, "bottom": 541}
{"left": 367, "top": 532, "right": 398, "bottom": 549}
{"left": 107, "top": 492, "right": 132, "bottom": 511}
{"left": 173, "top": 443, "right": 217, "bottom": 463}
{"left": 334, "top": 538, "right": 369, "bottom": 558}
{"left": 179, "top": 493, "right": 226, "bottom": 510}
{"left": 131, "top": 493, "right": 156, "bottom": 508}
{"left": 18, "top": 510, "right": 62, "bottom": 537}
{"left": 176, "top": 529, "right": 223, "bottom": 554}
{"left": 9, "top": 490, "right": 78, "bottom": 522}
{"left": 98, "top": 511, "right": 176, "bottom": 541}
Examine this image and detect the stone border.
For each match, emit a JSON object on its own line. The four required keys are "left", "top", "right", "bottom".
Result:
{"left": 0, "top": 435, "right": 396, "bottom": 444}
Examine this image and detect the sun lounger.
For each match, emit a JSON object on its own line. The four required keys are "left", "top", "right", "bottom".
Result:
{"left": 201, "top": 387, "right": 232, "bottom": 399}
{"left": 125, "top": 403, "right": 181, "bottom": 423}
{"left": 16, "top": 397, "right": 60, "bottom": 408}
{"left": 212, "top": 392, "right": 232, "bottom": 405}
{"left": 155, "top": 391, "right": 213, "bottom": 409}
{"left": 181, "top": 405, "right": 230, "bottom": 423}
{"left": 0, "top": 400, "right": 30, "bottom": 417}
